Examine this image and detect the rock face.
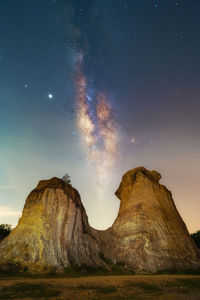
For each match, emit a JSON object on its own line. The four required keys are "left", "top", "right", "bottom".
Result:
{"left": 0, "top": 167, "right": 200, "bottom": 273}
{"left": 100, "top": 167, "right": 200, "bottom": 272}
{"left": 0, "top": 178, "right": 103, "bottom": 273}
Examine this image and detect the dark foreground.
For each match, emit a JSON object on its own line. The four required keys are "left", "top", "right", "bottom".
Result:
{"left": 0, "top": 274, "right": 200, "bottom": 299}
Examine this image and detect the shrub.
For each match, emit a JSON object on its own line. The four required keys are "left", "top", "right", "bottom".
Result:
{"left": 191, "top": 230, "right": 200, "bottom": 248}
{"left": 0, "top": 224, "right": 12, "bottom": 242}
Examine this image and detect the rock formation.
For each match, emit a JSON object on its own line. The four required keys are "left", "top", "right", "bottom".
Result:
{"left": 0, "top": 167, "right": 199, "bottom": 273}
{"left": 99, "top": 167, "right": 200, "bottom": 272}
{"left": 0, "top": 178, "right": 104, "bottom": 273}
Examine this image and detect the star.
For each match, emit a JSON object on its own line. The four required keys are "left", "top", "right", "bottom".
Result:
{"left": 131, "top": 138, "right": 135, "bottom": 143}
{"left": 48, "top": 93, "right": 53, "bottom": 99}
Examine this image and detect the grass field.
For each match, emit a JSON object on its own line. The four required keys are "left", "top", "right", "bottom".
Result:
{"left": 0, "top": 274, "right": 200, "bottom": 299}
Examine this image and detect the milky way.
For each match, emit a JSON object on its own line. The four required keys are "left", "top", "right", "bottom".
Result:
{"left": 74, "top": 52, "right": 117, "bottom": 182}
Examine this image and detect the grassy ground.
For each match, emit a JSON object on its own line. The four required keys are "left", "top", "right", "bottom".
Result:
{"left": 0, "top": 274, "right": 200, "bottom": 299}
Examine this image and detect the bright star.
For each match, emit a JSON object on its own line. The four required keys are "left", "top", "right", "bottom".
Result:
{"left": 48, "top": 94, "right": 53, "bottom": 99}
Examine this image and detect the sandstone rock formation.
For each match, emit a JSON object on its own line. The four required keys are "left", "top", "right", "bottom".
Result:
{"left": 0, "top": 167, "right": 200, "bottom": 273}
{"left": 0, "top": 178, "right": 104, "bottom": 273}
{"left": 100, "top": 167, "right": 200, "bottom": 272}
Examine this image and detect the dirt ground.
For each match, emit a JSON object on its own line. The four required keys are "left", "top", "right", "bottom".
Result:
{"left": 0, "top": 274, "right": 200, "bottom": 299}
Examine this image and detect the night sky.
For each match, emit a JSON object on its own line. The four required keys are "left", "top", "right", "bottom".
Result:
{"left": 0, "top": 0, "right": 200, "bottom": 232}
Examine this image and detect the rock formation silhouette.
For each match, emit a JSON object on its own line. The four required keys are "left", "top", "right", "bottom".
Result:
{"left": 0, "top": 167, "right": 199, "bottom": 273}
